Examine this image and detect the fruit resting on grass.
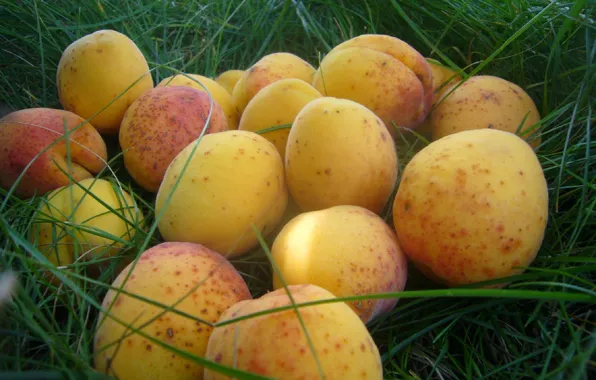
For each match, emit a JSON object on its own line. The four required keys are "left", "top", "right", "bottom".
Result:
{"left": 392, "top": 129, "right": 548, "bottom": 287}
{"left": 312, "top": 34, "right": 433, "bottom": 135}
{"left": 271, "top": 205, "right": 408, "bottom": 323}
{"left": 56, "top": 29, "right": 154, "bottom": 134}
{"left": 204, "top": 284, "right": 383, "bottom": 379}
{"left": 430, "top": 75, "right": 542, "bottom": 148}
{"left": 29, "top": 178, "right": 144, "bottom": 284}
{"left": 0, "top": 108, "right": 107, "bottom": 198}
{"left": 93, "top": 242, "right": 252, "bottom": 380}
{"left": 155, "top": 130, "right": 288, "bottom": 258}
{"left": 158, "top": 74, "right": 239, "bottom": 130}
{"left": 119, "top": 86, "right": 228, "bottom": 192}
{"left": 238, "top": 78, "right": 322, "bottom": 159}
{"left": 285, "top": 97, "right": 398, "bottom": 214}
{"left": 232, "top": 52, "right": 316, "bottom": 116}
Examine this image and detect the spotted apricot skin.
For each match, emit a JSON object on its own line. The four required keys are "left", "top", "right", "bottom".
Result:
{"left": 285, "top": 97, "right": 398, "bottom": 214}
{"left": 430, "top": 75, "right": 542, "bottom": 149}
{"left": 271, "top": 205, "right": 408, "bottom": 323}
{"left": 119, "top": 85, "right": 228, "bottom": 192}
{"left": 392, "top": 129, "right": 548, "bottom": 287}
{"left": 312, "top": 34, "right": 433, "bottom": 135}
{"left": 158, "top": 74, "right": 239, "bottom": 130}
{"left": 215, "top": 70, "right": 244, "bottom": 94}
{"left": 56, "top": 29, "right": 154, "bottom": 134}
{"left": 238, "top": 78, "right": 322, "bottom": 159}
{"left": 204, "top": 284, "right": 383, "bottom": 380}
{"left": 93, "top": 242, "right": 252, "bottom": 380}
{"left": 0, "top": 108, "right": 107, "bottom": 198}
{"left": 155, "top": 130, "right": 288, "bottom": 258}
{"left": 232, "top": 52, "right": 316, "bottom": 116}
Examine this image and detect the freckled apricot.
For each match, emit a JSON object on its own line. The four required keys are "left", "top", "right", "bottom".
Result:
{"left": 313, "top": 34, "right": 433, "bottom": 135}
{"left": 57, "top": 29, "right": 153, "bottom": 134}
{"left": 239, "top": 78, "right": 321, "bottom": 158}
{"left": 233, "top": 53, "right": 315, "bottom": 116}
{"left": 430, "top": 75, "right": 542, "bottom": 149}
{"left": 119, "top": 86, "right": 228, "bottom": 192}
{"left": 393, "top": 129, "right": 548, "bottom": 287}
{"left": 155, "top": 130, "right": 288, "bottom": 257}
{"left": 93, "top": 242, "right": 252, "bottom": 379}
{"left": 0, "top": 108, "right": 107, "bottom": 198}
{"left": 271, "top": 205, "right": 407, "bottom": 323}
{"left": 286, "top": 97, "right": 397, "bottom": 214}
{"left": 204, "top": 285, "right": 383, "bottom": 379}
{"left": 158, "top": 74, "right": 238, "bottom": 129}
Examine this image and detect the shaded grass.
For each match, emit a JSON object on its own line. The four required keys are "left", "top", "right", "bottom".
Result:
{"left": 0, "top": 0, "right": 594, "bottom": 379}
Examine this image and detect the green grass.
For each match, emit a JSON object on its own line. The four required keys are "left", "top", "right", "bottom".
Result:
{"left": 0, "top": 0, "right": 594, "bottom": 378}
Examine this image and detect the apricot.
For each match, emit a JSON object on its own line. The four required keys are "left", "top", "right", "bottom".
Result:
{"left": 215, "top": 70, "right": 244, "bottom": 94}
{"left": 158, "top": 74, "right": 238, "bottom": 129}
{"left": 313, "top": 34, "right": 433, "bottom": 134}
{"left": 119, "top": 86, "right": 228, "bottom": 192}
{"left": 393, "top": 129, "right": 548, "bottom": 286}
{"left": 430, "top": 75, "right": 542, "bottom": 148}
{"left": 94, "top": 242, "right": 252, "bottom": 379}
{"left": 232, "top": 52, "right": 315, "bottom": 116}
{"left": 285, "top": 97, "right": 397, "bottom": 214}
{"left": 29, "top": 178, "right": 144, "bottom": 284}
{"left": 204, "top": 284, "right": 383, "bottom": 379}
{"left": 0, "top": 108, "right": 107, "bottom": 198}
{"left": 238, "top": 78, "right": 321, "bottom": 158}
{"left": 57, "top": 29, "right": 153, "bottom": 134}
{"left": 271, "top": 205, "right": 408, "bottom": 323}
{"left": 155, "top": 130, "right": 288, "bottom": 258}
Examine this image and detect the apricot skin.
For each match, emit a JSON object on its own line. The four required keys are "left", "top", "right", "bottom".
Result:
{"left": 56, "top": 29, "right": 154, "bottom": 134}
{"left": 313, "top": 34, "right": 433, "bottom": 134}
{"left": 393, "top": 129, "right": 548, "bottom": 287}
{"left": 0, "top": 108, "right": 107, "bottom": 198}
{"left": 119, "top": 86, "right": 228, "bottom": 192}
{"left": 204, "top": 284, "right": 383, "bottom": 379}
{"left": 94, "top": 242, "right": 252, "bottom": 380}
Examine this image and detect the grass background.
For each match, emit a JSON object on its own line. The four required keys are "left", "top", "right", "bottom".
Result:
{"left": 0, "top": 0, "right": 594, "bottom": 378}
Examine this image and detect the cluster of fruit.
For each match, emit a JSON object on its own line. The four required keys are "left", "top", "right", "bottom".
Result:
{"left": 0, "top": 29, "right": 549, "bottom": 379}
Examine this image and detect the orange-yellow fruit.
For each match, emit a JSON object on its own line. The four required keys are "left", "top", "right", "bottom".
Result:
{"left": 238, "top": 78, "right": 322, "bottom": 158}
{"left": 155, "top": 130, "right": 288, "bottom": 258}
{"left": 119, "top": 86, "right": 228, "bottom": 192}
{"left": 313, "top": 34, "right": 433, "bottom": 134}
{"left": 393, "top": 129, "right": 548, "bottom": 287}
{"left": 0, "top": 108, "right": 107, "bottom": 198}
{"left": 215, "top": 70, "right": 244, "bottom": 94}
{"left": 28, "top": 178, "right": 144, "bottom": 284}
{"left": 430, "top": 75, "right": 542, "bottom": 148}
{"left": 56, "top": 29, "right": 154, "bottom": 134}
{"left": 204, "top": 284, "right": 383, "bottom": 379}
{"left": 285, "top": 97, "right": 398, "bottom": 214}
{"left": 271, "top": 205, "right": 408, "bottom": 323}
{"left": 158, "top": 74, "right": 239, "bottom": 129}
{"left": 232, "top": 52, "right": 315, "bottom": 116}
{"left": 93, "top": 242, "right": 252, "bottom": 380}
